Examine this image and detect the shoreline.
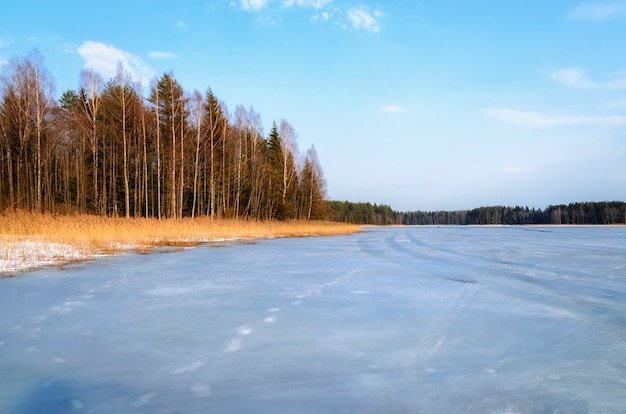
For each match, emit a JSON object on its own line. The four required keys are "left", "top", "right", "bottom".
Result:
{"left": 2, "top": 236, "right": 249, "bottom": 276}
{"left": 4, "top": 216, "right": 622, "bottom": 276}
{"left": 0, "top": 232, "right": 358, "bottom": 276}
{"left": 0, "top": 212, "right": 361, "bottom": 276}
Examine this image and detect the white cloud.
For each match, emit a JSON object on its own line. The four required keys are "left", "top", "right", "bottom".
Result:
{"left": 241, "top": 0, "right": 267, "bottom": 11}
{"left": 311, "top": 11, "right": 330, "bottom": 22}
{"left": 569, "top": 2, "right": 624, "bottom": 20}
{"left": 283, "top": 0, "right": 332, "bottom": 8}
{"left": 78, "top": 41, "right": 155, "bottom": 84}
{"left": 484, "top": 108, "right": 626, "bottom": 128}
{"left": 254, "top": 15, "right": 277, "bottom": 25}
{"left": 550, "top": 67, "right": 626, "bottom": 90}
{"left": 381, "top": 105, "right": 407, "bottom": 113}
{"left": 148, "top": 51, "right": 179, "bottom": 59}
{"left": 237, "top": 0, "right": 384, "bottom": 31}
{"left": 347, "top": 6, "right": 381, "bottom": 32}
{"left": 177, "top": 20, "right": 187, "bottom": 30}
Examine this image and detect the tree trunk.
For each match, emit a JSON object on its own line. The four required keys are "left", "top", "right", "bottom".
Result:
{"left": 122, "top": 89, "right": 130, "bottom": 218}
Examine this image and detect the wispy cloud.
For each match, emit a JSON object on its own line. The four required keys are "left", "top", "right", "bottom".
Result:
{"left": 148, "top": 51, "right": 179, "bottom": 59}
{"left": 241, "top": 0, "right": 267, "bottom": 11}
{"left": 238, "top": 0, "right": 277, "bottom": 25}
{"left": 255, "top": 15, "right": 278, "bottom": 25}
{"left": 347, "top": 6, "right": 382, "bottom": 32}
{"left": 236, "top": 1, "right": 385, "bottom": 32}
{"left": 240, "top": 0, "right": 332, "bottom": 10}
{"left": 311, "top": 11, "right": 330, "bottom": 22}
{"left": 381, "top": 105, "right": 407, "bottom": 113}
{"left": 549, "top": 67, "right": 626, "bottom": 90}
{"left": 569, "top": 2, "right": 625, "bottom": 20}
{"left": 282, "top": 0, "right": 332, "bottom": 8}
{"left": 484, "top": 108, "right": 626, "bottom": 128}
{"left": 177, "top": 20, "right": 187, "bottom": 30}
{"left": 78, "top": 41, "right": 155, "bottom": 84}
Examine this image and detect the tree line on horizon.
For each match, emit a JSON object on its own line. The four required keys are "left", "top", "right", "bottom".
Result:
{"left": 327, "top": 201, "right": 402, "bottom": 225}
{"left": 329, "top": 201, "right": 626, "bottom": 225}
{"left": 0, "top": 50, "right": 327, "bottom": 220}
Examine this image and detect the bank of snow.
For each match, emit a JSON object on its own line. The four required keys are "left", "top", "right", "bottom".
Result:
{"left": 1, "top": 237, "right": 260, "bottom": 275}
{"left": 0, "top": 240, "right": 96, "bottom": 275}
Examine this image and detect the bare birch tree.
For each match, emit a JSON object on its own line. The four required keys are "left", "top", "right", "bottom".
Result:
{"left": 203, "top": 89, "right": 223, "bottom": 218}
{"left": 279, "top": 119, "right": 299, "bottom": 215}
{"left": 188, "top": 90, "right": 204, "bottom": 218}
{"left": 30, "top": 50, "right": 55, "bottom": 212}
{"left": 79, "top": 68, "right": 103, "bottom": 213}
{"left": 301, "top": 145, "right": 327, "bottom": 219}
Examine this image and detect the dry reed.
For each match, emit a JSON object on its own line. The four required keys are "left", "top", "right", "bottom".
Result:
{"left": 0, "top": 210, "right": 361, "bottom": 274}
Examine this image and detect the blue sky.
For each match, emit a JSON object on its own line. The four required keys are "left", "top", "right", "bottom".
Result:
{"left": 1, "top": 1, "right": 625, "bottom": 211}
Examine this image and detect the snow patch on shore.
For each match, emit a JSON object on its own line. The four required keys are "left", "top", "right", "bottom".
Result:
{"left": 0, "top": 240, "right": 90, "bottom": 275}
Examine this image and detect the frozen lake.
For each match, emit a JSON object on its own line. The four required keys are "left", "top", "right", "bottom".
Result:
{"left": 1, "top": 226, "right": 626, "bottom": 413}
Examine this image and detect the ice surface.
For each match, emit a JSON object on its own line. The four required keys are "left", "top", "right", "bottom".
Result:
{"left": 1, "top": 226, "right": 625, "bottom": 413}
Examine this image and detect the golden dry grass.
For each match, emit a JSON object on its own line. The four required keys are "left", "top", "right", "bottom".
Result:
{"left": 0, "top": 210, "right": 361, "bottom": 273}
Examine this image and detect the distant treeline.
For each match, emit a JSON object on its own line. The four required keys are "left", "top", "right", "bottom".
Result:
{"left": 327, "top": 201, "right": 402, "bottom": 225}
{"left": 328, "top": 201, "right": 626, "bottom": 225}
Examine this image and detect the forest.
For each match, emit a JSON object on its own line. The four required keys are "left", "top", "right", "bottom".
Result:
{"left": 2, "top": 51, "right": 624, "bottom": 227}
{"left": 329, "top": 201, "right": 626, "bottom": 226}
{"left": 0, "top": 50, "right": 327, "bottom": 220}
{"left": 327, "top": 201, "right": 402, "bottom": 225}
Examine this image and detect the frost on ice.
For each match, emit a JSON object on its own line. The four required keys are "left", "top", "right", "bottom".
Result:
{"left": 1, "top": 226, "right": 625, "bottom": 413}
